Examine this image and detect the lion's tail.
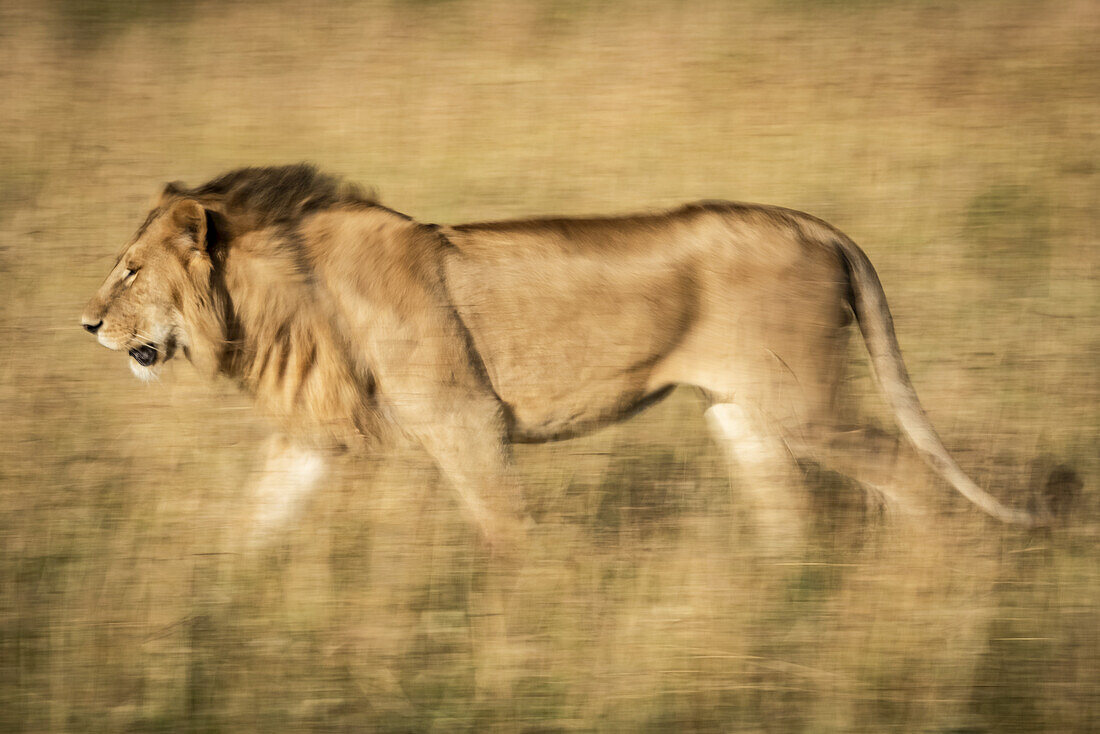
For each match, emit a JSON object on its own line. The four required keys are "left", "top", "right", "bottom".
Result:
{"left": 835, "top": 236, "right": 1038, "bottom": 527}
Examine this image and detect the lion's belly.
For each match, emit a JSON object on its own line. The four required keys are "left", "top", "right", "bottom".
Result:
{"left": 443, "top": 252, "right": 697, "bottom": 441}
{"left": 502, "top": 385, "right": 677, "bottom": 443}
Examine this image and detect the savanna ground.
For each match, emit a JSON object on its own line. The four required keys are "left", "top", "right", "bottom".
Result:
{"left": 1, "top": 0, "right": 1098, "bottom": 731}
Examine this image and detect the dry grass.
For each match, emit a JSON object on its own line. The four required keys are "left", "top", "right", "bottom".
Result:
{"left": 1, "top": 0, "right": 1098, "bottom": 731}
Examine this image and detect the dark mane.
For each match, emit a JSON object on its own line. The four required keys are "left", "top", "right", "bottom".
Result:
{"left": 172, "top": 164, "right": 380, "bottom": 234}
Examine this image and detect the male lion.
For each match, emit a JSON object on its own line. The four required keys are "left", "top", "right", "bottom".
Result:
{"left": 81, "top": 164, "right": 1036, "bottom": 550}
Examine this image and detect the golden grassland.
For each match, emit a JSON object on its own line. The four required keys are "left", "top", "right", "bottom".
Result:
{"left": 1, "top": 0, "right": 1098, "bottom": 730}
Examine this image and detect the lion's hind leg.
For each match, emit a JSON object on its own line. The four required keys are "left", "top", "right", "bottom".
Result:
{"left": 807, "top": 421, "right": 938, "bottom": 523}
{"left": 704, "top": 401, "right": 809, "bottom": 556}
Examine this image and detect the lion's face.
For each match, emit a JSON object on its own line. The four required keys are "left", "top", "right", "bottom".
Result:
{"left": 81, "top": 198, "right": 211, "bottom": 381}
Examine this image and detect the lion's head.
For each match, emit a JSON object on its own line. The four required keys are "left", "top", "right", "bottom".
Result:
{"left": 81, "top": 193, "right": 225, "bottom": 381}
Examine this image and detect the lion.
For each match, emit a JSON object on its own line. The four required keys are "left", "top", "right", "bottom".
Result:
{"left": 81, "top": 164, "right": 1037, "bottom": 551}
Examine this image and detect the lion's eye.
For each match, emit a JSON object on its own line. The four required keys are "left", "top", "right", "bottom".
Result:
{"left": 123, "top": 267, "right": 138, "bottom": 280}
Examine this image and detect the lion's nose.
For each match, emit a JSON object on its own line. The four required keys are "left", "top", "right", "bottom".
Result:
{"left": 82, "top": 319, "right": 103, "bottom": 334}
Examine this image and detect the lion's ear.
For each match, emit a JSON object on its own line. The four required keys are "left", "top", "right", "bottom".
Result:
{"left": 168, "top": 198, "right": 208, "bottom": 249}
{"left": 159, "top": 180, "right": 187, "bottom": 204}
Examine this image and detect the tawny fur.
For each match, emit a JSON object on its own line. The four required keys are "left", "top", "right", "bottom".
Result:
{"left": 81, "top": 164, "right": 1034, "bottom": 540}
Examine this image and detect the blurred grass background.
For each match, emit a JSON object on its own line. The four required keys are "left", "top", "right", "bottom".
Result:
{"left": 1, "top": 0, "right": 1098, "bottom": 731}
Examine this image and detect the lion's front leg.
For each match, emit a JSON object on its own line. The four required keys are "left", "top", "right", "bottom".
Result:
{"left": 407, "top": 396, "right": 530, "bottom": 555}
{"left": 244, "top": 434, "right": 328, "bottom": 549}
{"left": 391, "top": 387, "right": 531, "bottom": 703}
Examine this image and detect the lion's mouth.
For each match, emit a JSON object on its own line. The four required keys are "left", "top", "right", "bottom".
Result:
{"left": 129, "top": 344, "right": 158, "bottom": 367}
